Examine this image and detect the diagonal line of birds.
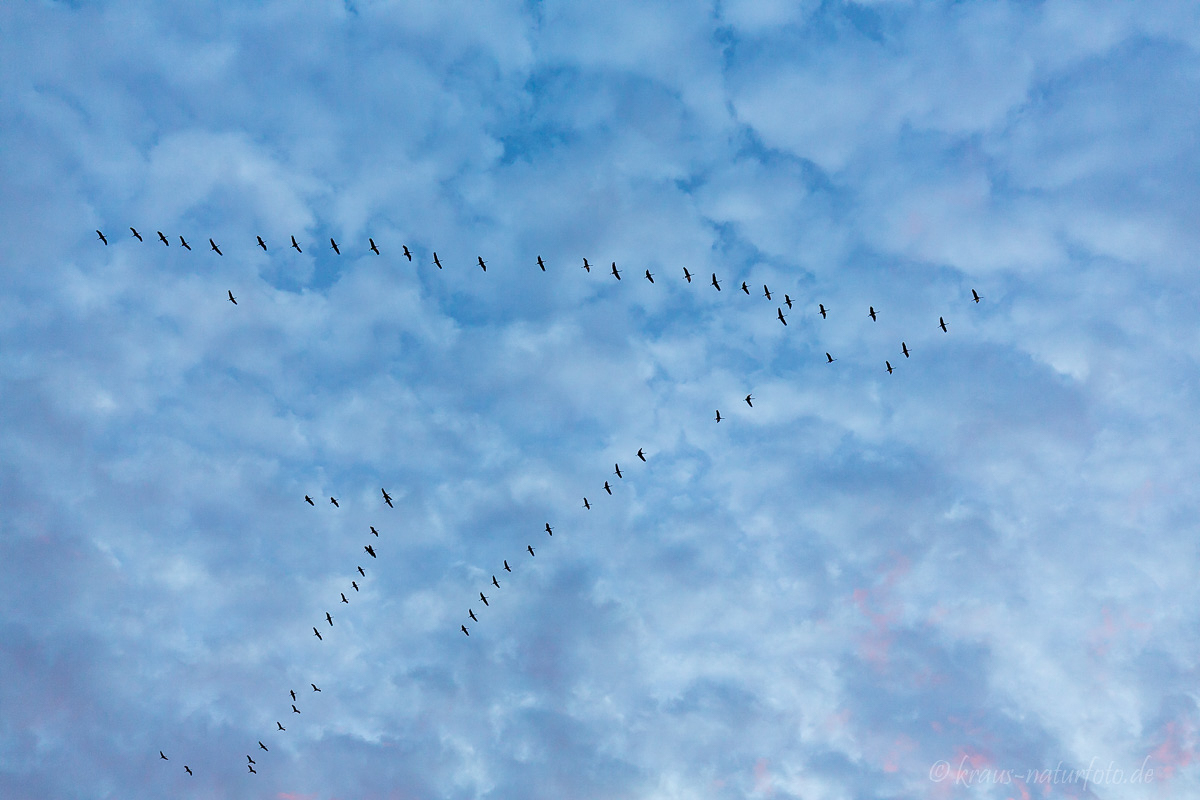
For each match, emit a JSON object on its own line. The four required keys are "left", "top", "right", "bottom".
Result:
{"left": 105, "top": 228, "right": 983, "bottom": 778}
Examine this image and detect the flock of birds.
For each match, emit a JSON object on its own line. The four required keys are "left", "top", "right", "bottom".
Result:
{"left": 96, "top": 226, "right": 983, "bottom": 779}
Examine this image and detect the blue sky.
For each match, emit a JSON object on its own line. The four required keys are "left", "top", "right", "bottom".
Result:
{"left": 3, "top": 1, "right": 1200, "bottom": 798}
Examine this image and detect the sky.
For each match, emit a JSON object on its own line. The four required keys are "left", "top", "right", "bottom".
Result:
{"left": 2, "top": 0, "right": 1200, "bottom": 798}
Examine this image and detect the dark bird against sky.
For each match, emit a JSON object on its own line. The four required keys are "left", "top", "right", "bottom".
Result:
{"left": 180, "top": 236, "right": 191, "bottom": 250}
{"left": 209, "top": 238, "right": 221, "bottom": 255}
{"left": 370, "top": 238, "right": 379, "bottom": 255}
{"left": 97, "top": 230, "right": 108, "bottom": 245}
{"left": 257, "top": 235, "right": 267, "bottom": 251}
{"left": 291, "top": 235, "right": 302, "bottom": 252}
{"left": 157, "top": 231, "right": 169, "bottom": 245}
{"left": 130, "top": 228, "right": 142, "bottom": 241}
{"left": 403, "top": 245, "right": 412, "bottom": 261}
{"left": 330, "top": 238, "right": 340, "bottom": 255}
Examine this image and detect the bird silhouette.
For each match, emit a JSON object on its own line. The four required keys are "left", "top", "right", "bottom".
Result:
{"left": 972, "top": 289, "right": 982, "bottom": 303}
{"left": 611, "top": 262, "right": 621, "bottom": 280}
{"left": 715, "top": 410, "right": 722, "bottom": 422}
{"left": 247, "top": 755, "right": 255, "bottom": 764}
{"left": 330, "top": 238, "right": 340, "bottom": 255}
{"left": 469, "top": 609, "right": 478, "bottom": 622}
{"left": 160, "top": 751, "right": 168, "bottom": 760}
{"left": 527, "top": 544, "right": 535, "bottom": 556}
{"left": 433, "top": 252, "right": 442, "bottom": 269}
{"left": 259, "top": 741, "right": 268, "bottom": 751}
{"left": 382, "top": 488, "right": 393, "bottom": 507}
{"left": 130, "top": 228, "right": 142, "bottom": 242}
{"left": 582, "top": 257, "right": 591, "bottom": 272}
{"left": 180, "top": 236, "right": 191, "bottom": 250}
{"left": 545, "top": 522, "right": 553, "bottom": 536}
{"left": 869, "top": 306, "right": 877, "bottom": 321}
{"left": 764, "top": 285, "right": 772, "bottom": 300}
{"left": 357, "top": 566, "right": 365, "bottom": 576}
{"left": 291, "top": 235, "right": 302, "bottom": 253}
{"left": 305, "top": 495, "right": 314, "bottom": 506}
{"left": 711, "top": 273, "right": 721, "bottom": 291}
{"left": 290, "top": 690, "right": 296, "bottom": 701}
{"left": 311, "top": 684, "right": 321, "bottom": 692}
{"left": 644, "top": 269, "right": 654, "bottom": 283}
{"left": 902, "top": 342, "right": 910, "bottom": 358}
{"left": 257, "top": 235, "right": 267, "bottom": 251}
{"left": 504, "top": 560, "right": 512, "bottom": 572}
{"left": 292, "top": 704, "right": 300, "bottom": 714}
{"left": 364, "top": 544, "right": 376, "bottom": 558}
{"left": 939, "top": 316, "right": 948, "bottom": 332}
{"left": 157, "top": 231, "right": 169, "bottom": 246}
{"left": 637, "top": 448, "right": 646, "bottom": 462}
{"left": 352, "top": 580, "right": 359, "bottom": 591}
{"left": 604, "top": 481, "right": 612, "bottom": 495}
{"left": 403, "top": 245, "right": 412, "bottom": 261}
{"left": 826, "top": 352, "right": 836, "bottom": 363}
{"left": 683, "top": 267, "right": 692, "bottom": 283}
{"left": 885, "top": 361, "right": 894, "bottom": 374}
{"left": 370, "top": 238, "right": 379, "bottom": 255}
{"left": 370, "top": 526, "right": 379, "bottom": 537}
{"left": 248, "top": 764, "right": 256, "bottom": 774}
{"left": 477, "top": 256, "right": 487, "bottom": 271}
{"left": 745, "top": 394, "right": 753, "bottom": 407}
{"left": 185, "top": 766, "right": 192, "bottom": 776}
{"left": 97, "top": 230, "right": 108, "bottom": 245}
{"left": 209, "top": 239, "right": 222, "bottom": 255}
{"left": 492, "top": 575, "right": 500, "bottom": 588}
{"left": 819, "top": 303, "right": 828, "bottom": 319}
{"left": 777, "top": 307, "right": 787, "bottom": 325}
{"left": 583, "top": 497, "right": 591, "bottom": 509}
{"left": 325, "top": 612, "right": 333, "bottom": 626}
{"left": 461, "top": 625, "right": 470, "bottom": 636}
{"left": 313, "top": 627, "right": 322, "bottom": 641}
{"left": 330, "top": 497, "right": 339, "bottom": 507}
{"left": 480, "top": 592, "right": 489, "bottom": 607}
{"left": 784, "top": 294, "right": 793, "bottom": 309}
{"left": 277, "top": 722, "right": 285, "bottom": 731}
{"left": 340, "top": 592, "right": 349, "bottom": 603}
{"left": 741, "top": 281, "right": 749, "bottom": 295}
{"left": 614, "top": 463, "right": 622, "bottom": 479}
{"left": 537, "top": 255, "right": 546, "bottom": 271}
{"left": 228, "top": 290, "right": 237, "bottom": 305}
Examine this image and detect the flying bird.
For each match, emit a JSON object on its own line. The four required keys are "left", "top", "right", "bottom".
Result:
{"left": 869, "top": 306, "right": 877, "bottom": 321}
{"left": 352, "top": 580, "right": 359, "bottom": 591}
{"left": 637, "top": 448, "right": 646, "bottom": 462}
{"left": 604, "top": 481, "right": 612, "bottom": 495}
{"left": 545, "top": 523, "right": 553, "bottom": 536}
{"left": 611, "top": 262, "right": 621, "bottom": 280}
{"left": 330, "top": 238, "right": 340, "bottom": 255}
{"left": 340, "top": 592, "right": 348, "bottom": 603}
{"left": 305, "top": 495, "right": 314, "bottom": 505}
{"left": 741, "top": 281, "right": 749, "bottom": 295}
{"left": 364, "top": 544, "right": 376, "bottom": 558}
{"left": 763, "top": 285, "right": 772, "bottom": 300}
{"left": 819, "top": 303, "right": 827, "bottom": 319}
{"left": 228, "top": 290, "right": 237, "bottom": 305}
{"left": 291, "top": 235, "right": 302, "bottom": 253}
{"left": 902, "top": 342, "right": 910, "bottom": 358}
{"left": 313, "top": 627, "right": 322, "bottom": 641}
{"left": 537, "top": 255, "right": 546, "bottom": 271}
{"left": 247, "top": 755, "right": 255, "bottom": 764}
{"left": 715, "top": 410, "right": 722, "bottom": 422}
{"left": 826, "top": 352, "right": 836, "bottom": 363}
{"left": 130, "top": 228, "right": 142, "bottom": 242}
{"left": 504, "top": 560, "right": 512, "bottom": 572}
{"left": 477, "top": 256, "right": 487, "bottom": 271}
{"left": 357, "top": 566, "right": 365, "bottom": 576}
{"left": 939, "top": 316, "right": 948, "bottom": 332}
{"left": 480, "top": 592, "right": 489, "bottom": 606}
{"left": 614, "top": 463, "right": 622, "bottom": 479}
{"left": 330, "top": 497, "right": 339, "bottom": 507}
{"left": 160, "top": 751, "right": 168, "bottom": 760}
{"left": 370, "top": 526, "right": 379, "bottom": 536}
{"left": 382, "top": 488, "right": 393, "bottom": 507}
{"left": 777, "top": 307, "right": 787, "bottom": 325}
{"left": 290, "top": 689, "right": 296, "bottom": 701}
{"left": 461, "top": 625, "right": 470, "bottom": 636}
{"left": 433, "top": 252, "right": 442, "bottom": 269}
{"left": 180, "top": 236, "right": 191, "bottom": 250}
{"left": 527, "top": 545, "right": 535, "bottom": 556}
{"left": 492, "top": 575, "right": 500, "bottom": 588}
{"left": 583, "top": 497, "right": 591, "bottom": 509}
{"left": 209, "top": 238, "right": 222, "bottom": 255}
{"left": 292, "top": 704, "right": 300, "bottom": 714}
{"left": 469, "top": 609, "right": 478, "bottom": 622}
{"left": 97, "top": 230, "right": 108, "bottom": 245}
{"left": 157, "top": 231, "right": 169, "bottom": 246}
{"left": 644, "top": 269, "right": 654, "bottom": 283}
{"left": 325, "top": 612, "right": 333, "bottom": 626}
{"left": 886, "top": 361, "right": 894, "bottom": 374}
{"left": 248, "top": 764, "right": 256, "bottom": 774}
{"left": 259, "top": 742, "right": 268, "bottom": 752}
{"left": 403, "top": 245, "right": 412, "bottom": 261}
{"left": 972, "top": 289, "right": 982, "bottom": 303}
{"left": 745, "top": 394, "right": 753, "bottom": 407}
{"left": 277, "top": 722, "right": 286, "bottom": 731}
{"left": 311, "top": 684, "right": 321, "bottom": 692}
{"left": 683, "top": 267, "right": 692, "bottom": 283}
{"left": 370, "top": 238, "right": 379, "bottom": 255}
{"left": 257, "top": 235, "right": 267, "bottom": 251}
{"left": 784, "top": 294, "right": 793, "bottom": 309}
{"left": 711, "top": 273, "right": 721, "bottom": 291}
{"left": 185, "top": 766, "right": 192, "bottom": 776}
{"left": 582, "top": 257, "right": 591, "bottom": 272}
